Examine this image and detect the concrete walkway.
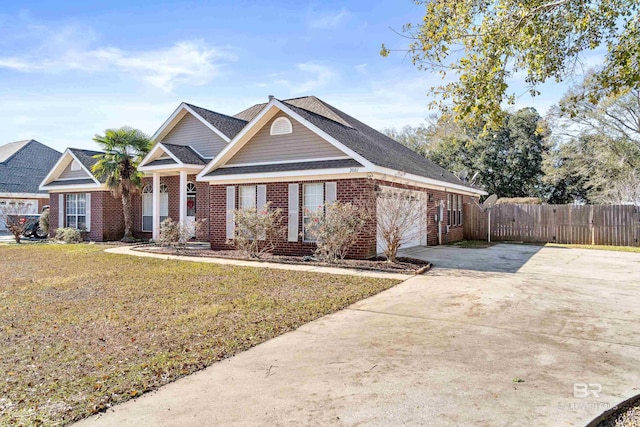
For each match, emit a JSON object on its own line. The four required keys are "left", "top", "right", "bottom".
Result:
{"left": 78, "top": 244, "right": 640, "bottom": 427}
{"left": 103, "top": 246, "right": 412, "bottom": 280}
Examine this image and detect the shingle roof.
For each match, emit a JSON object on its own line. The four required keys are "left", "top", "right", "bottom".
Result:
{"left": 0, "top": 140, "right": 61, "bottom": 194}
{"left": 280, "top": 97, "right": 468, "bottom": 187}
{"left": 146, "top": 159, "right": 177, "bottom": 167}
{"left": 68, "top": 148, "right": 106, "bottom": 183}
{"left": 233, "top": 103, "right": 266, "bottom": 122}
{"left": 208, "top": 159, "right": 362, "bottom": 176}
{"left": 161, "top": 143, "right": 206, "bottom": 165}
{"left": 185, "top": 103, "right": 248, "bottom": 140}
{"left": 229, "top": 96, "right": 470, "bottom": 188}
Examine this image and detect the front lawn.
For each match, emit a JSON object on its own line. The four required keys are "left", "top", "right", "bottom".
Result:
{"left": 0, "top": 244, "right": 399, "bottom": 426}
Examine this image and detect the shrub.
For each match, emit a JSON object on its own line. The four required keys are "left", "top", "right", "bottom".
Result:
{"left": 0, "top": 202, "right": 33, "bottom": 243}
{"left": 232, "top": 202, "right": 285, "bottom": 258}
{"left": 39, "top": 207, "right": 50, "bottom": 235}
{"left": 305, "top": 201, "right": 370, "bottom": 263}
{"left": 55, "top": 227, "right": 83, "bottom": 244}
{"left": 376, "top": 188, "right": 426, "bottom": 263}
{"left": 158, "top": 218, "right": 191, "bottom": 247}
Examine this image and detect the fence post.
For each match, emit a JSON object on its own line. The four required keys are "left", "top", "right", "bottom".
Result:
{"left": 589, "top": 205, "right": 595, "bottom": 245}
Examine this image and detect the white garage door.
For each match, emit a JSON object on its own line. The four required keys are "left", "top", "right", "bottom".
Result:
{"left": 0, "top": 199, "right": 38, "bottom": 231}
{"left": 376, "top": 188, "right": 427, "bottom": 254}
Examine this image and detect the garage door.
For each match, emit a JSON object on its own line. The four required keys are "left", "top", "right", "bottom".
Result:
{"left": 376, "top": 188, "right": 427, "bottom": 254}
{"left": 0, "top": 199, "right": 38, "bottom": 231}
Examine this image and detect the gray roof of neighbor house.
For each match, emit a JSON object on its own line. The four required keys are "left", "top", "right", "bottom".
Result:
{"left": 0, "top": 140, "right": 61, "bottom": 194}
{"left": 185, "top": 103, "right": 248, "bottom": 140}
{"left": 68, "top": 148, "right": 106, "bottom": 183}
{"left": 227, "top": 96, "right": 470, "bottom": 188}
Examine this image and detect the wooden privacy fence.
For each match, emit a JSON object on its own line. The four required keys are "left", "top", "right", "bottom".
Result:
{"left": 464, "top": 203, "right": 640, "bottom": 247}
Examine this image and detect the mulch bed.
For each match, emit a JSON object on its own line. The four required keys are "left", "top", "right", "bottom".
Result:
{"left": 133, "top": 245, "right": 432, "bottom": 274}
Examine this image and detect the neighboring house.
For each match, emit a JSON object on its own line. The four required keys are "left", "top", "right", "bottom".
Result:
{"left": 41, "top": 96, "right": 486, "bottom": 258}
{"left": 0, "top": 140, "right": 60, "bottom": 231}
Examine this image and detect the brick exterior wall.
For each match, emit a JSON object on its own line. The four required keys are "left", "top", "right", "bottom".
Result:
{"left": 209, "top": 178, "right": 378, "bottom": 258}
{"left": 48, "top": 191, "right": 124, "bottom": 241}
{"left": 209, "top": 177, "right": 478, "bottom": 259}
{"left": 45, "top": 175, "right": 474, "bottom": 249}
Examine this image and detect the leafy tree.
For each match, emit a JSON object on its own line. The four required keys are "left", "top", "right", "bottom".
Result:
{"left": 429, "top": 108, "right": 550, "bottom": 197}
{"left": 381, "top": 0, "right": 639, "bottom": 129}
{"left": 544, "top": 74, "right": 640, "bottom": 204}
{"left": 382, "top": 124, "right": 432, "bottom": 157}
{"left": 543, "top": 134, "right": 639, "bottom": 204}
{"left": 92, "top": 127, "right": 152, "bottom": 242}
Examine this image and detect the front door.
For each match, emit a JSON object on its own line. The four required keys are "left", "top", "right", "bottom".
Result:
{"left": 186, "top": 182, "right": 197, "bottom": 237}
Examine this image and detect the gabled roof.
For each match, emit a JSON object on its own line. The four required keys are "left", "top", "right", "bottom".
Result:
{"left": 280, "top": 97, "right": 465, "bottom": 187}
{"left": 68, "top": 148, "right": 105, "bottom": 181}
{"left": 184, "top": 104, "right": 248, "bottom": 140}
{"left": 0, "top": 139, "right": 61, "bottom": 194}
{"left": 204, "top": 96, "right": 482, "bottom": 193}
{"left": 39, "top": 148, "right": 105, "bottom": 191}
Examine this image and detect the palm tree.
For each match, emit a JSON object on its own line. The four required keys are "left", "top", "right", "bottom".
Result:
{"left": 92, "top": 127, "right": 152, "bottom": 242}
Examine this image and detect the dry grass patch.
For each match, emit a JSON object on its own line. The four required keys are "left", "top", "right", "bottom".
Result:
{"left": 0, "top": 244, "right": 399, "bottom": 426}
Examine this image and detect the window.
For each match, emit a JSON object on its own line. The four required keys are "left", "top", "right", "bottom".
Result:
{"left": 66, "top": 194, "right": 86, "bottom": 229}
{"left": 142, "top": 184, "right": 168, "bottom": 232}
{"left": 187, "top": 182, "right": 197, "bottom": 217}
{"left": 238, "top": 186, "right": 257, "bottom": 209}
{"left": 447, "top": 194, "right": 462, "bottom": 226}
{"left": 303, "top": 183, "right": 324, "bottom": 242}
{"left": 70, "top": 160, "right": 81, "bottom": 171}
{"left": 270, "top": 117, "right": 293, "bottom": 135}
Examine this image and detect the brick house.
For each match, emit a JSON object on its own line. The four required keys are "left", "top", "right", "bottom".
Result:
{"left": 0, "top": 140, "right": 60, "bottom": 231}
{"left": 41, "top": 96, "right": 485, "bottom": 258}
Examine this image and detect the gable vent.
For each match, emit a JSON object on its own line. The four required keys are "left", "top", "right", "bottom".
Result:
{"left": 270, "top": 117, "right": 293, "bottom": 136}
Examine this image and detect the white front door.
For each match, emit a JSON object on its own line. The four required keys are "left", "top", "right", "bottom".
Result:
{"left": 186, "top": 182, "right": 197, "bottom": 237}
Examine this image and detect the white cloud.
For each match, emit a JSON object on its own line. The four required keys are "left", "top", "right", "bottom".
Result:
{"left": 308, "top": 9, "right": 349, "bottom": 29}
{"left": 275, "top": 62, "right": 336, "bottom": 95}
{"left": 0, "top": 21, "right": 235, "bottom": 92}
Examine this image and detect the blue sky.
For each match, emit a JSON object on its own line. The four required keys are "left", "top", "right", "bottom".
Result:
{"left": 0, "top": 1, "right": 601, "bottom": 152}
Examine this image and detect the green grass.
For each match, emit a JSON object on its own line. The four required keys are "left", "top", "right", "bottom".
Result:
{"left": 0, "top": 244, "right": 399, "bottom": 426}
{"left": 544, "top": 243, "right": 640, "bottom": 253}
{"left": 449, "top": 240, "right": 496, "bottom": 249}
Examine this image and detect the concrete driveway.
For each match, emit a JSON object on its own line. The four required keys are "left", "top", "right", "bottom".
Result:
{"left": 78, "top": 244, "right": 640, "bottom": 427}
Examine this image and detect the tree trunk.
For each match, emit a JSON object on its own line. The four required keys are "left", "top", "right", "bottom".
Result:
{"left": 121, "top": 188, "right": 134, "bottom": 242}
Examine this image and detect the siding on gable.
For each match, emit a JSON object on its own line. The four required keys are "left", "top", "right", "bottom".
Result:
{"left": 226, "top": 113, "right": 347, "bottom": 166}
{"left": 160, "top": 112, "right": 228, "bottom": 158}
{"left": 58, "top": 161, "right": 91, "bottom": 180}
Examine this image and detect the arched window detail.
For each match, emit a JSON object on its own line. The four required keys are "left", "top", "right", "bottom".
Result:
{"left": 186, "top": 181, "right": 197, "bottom": 217}
{"left": 142, "top": 183, "right": 169, "bottom": 231}
{"left": 270, "top": 117, "right": 293, "bottom": 136}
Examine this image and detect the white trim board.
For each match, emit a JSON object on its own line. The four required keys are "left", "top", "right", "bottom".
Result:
{"left": 151, "top": 103, "right": 232, "bottom": 143}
